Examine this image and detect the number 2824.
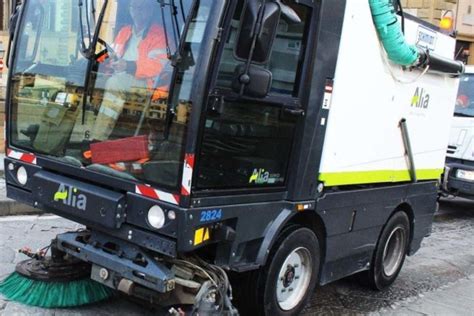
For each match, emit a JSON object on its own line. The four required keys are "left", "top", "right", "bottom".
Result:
{"left": 200, "top": 209, "right": 223, "bottom": 222}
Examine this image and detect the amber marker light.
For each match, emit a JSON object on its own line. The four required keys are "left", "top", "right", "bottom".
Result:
{"left": 440, "top": 17, "right": 453, "bottom": 31}
{"left": 440, "top": 10, "right": 455, "bottom": 33}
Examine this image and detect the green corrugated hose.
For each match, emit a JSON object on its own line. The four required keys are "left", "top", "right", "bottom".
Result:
{"left": 369, "top": 0, "right": 419, "bottom": 66}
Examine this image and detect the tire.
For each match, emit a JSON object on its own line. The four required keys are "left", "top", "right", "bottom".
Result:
{"left": 365, "top": 211, "right": 410, "bottom": 290}
{"left": 234, "top": 226, "right": 320, "bottom": 316}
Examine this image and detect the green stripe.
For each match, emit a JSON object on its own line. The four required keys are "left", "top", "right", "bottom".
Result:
{"left": 319, "top": 169, "right": 443, "bottom": 187}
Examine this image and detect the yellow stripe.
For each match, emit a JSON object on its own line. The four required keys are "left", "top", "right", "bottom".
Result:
{"left": 319, "top": 169, "right": 443, "bottom": 187}
{"left": 203, "top": 228, "right": 210, "bottom": 242}
{"left": 194, "top": 228, "right": 204, "bottom": 246}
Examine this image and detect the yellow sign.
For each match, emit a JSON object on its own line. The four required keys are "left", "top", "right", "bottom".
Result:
{"left": 194, "top": 227, "right": 211, "bottom": 246}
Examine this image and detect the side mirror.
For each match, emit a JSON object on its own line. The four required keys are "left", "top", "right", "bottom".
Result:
{"left": 7, "top": 0, "right": 23, "bottom": 68}
{"left": 10, "top": 0, "right": 22, "bottom": 14}
{"left": 235, "top": 2, "right": 280, "bottom": 64}
{"left": 232, "top": 64, "right": 272, "bottom": 98}
{"left": 275, "top": 0, "right": 302, "bottom": 24}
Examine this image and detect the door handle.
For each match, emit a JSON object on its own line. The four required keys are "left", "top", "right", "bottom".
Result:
{"left": 208, "top": 94, "right": 225, "bottom": 114}
{"left": 283, "top": 107, "right": 305, "bottom": 116}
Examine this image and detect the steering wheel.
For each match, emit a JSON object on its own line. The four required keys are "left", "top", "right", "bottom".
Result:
{"left": 95, "top": 38, "right": 116, "bottom": 62}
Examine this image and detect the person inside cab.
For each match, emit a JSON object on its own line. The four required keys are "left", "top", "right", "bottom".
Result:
{"left": 91, "top": 0, "right": 170, "bottom": 141}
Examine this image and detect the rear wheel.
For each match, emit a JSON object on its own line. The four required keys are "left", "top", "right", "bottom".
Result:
{"left": 365, "top": 212, "right": 410, "bottom": 290}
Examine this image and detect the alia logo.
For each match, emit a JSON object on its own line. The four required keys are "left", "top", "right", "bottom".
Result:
{"left": 249, "top": 168, "right": 270, "bottom": 184}
{"left": 411, "top": 87, "right": 430, "bottom": 109}
{"left": 54, "top": 184, "right": 87, "bottom": 211}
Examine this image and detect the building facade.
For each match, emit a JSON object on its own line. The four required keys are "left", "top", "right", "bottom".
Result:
{"left": 455, "top": 0, "right": 474, "bottom": 64}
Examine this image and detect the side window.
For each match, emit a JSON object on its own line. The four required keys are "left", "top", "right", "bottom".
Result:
{"left": 216, "top": 0, "right": 309, "bottom": 96}
{"left": 196, "top": 1, "right": 311, "bottom": 190}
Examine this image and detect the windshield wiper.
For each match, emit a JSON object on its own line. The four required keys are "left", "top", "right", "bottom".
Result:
{"left": 159, "top": 0, "right": 186, "bottom": 60}
{"left": 78, "top": 0, "right": 90, "bottom": 58}
{"left": 78, "top": 0, "right": 108, "bottom": 60}
{"left": 89, "top": 0, "right": 108, "bottom": 58}
{"left": 135, "top": 0, "right": 188, "bottom": 137}
{"left": 159, "top": 0, "right": 175, "bottom": 59}
{"left": 179, "top": 0, "right": 186, "bottom": 23}
{"left": 170, "top": 0, "right": 181, "bottom": 44}
{"left": 171, "top": 0, "right": 196, "bottom": 67}
{"left": 85, "top": 0, "right": 92, "bottom": 48}
{"left": 80, "top": 0, "right": 109, "bottom": 124}
{"left": 454, "top": 112, "right": 474, "bottom": 118}
{"left": 163, "top": 0, "right": 199, "bottom": 140}
{"left": 136, "top": 0, "right": 196, "bottom": 139}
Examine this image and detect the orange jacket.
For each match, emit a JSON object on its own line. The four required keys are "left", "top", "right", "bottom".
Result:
{"left": 113, "top": 24, "right": 168, "bottom": 82}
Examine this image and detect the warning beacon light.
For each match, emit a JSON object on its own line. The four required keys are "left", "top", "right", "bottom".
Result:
{"left": 440, "top": 10, "right": 454, "bottom": 33}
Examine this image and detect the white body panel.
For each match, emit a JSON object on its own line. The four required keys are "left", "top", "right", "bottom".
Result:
{"left": 319, "top": 2, "right": 460, "bottom": 186}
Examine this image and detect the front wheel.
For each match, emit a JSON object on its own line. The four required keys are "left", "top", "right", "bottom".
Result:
{"left": 260, "top": 226, "right": 320, "bottom": 315}
{"left": 365, "top": 211, "right": 410, "bottom": 290}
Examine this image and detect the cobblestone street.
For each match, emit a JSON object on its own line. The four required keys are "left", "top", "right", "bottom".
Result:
{"left": 0, "top": 198, "right": 473, "bottom": 315}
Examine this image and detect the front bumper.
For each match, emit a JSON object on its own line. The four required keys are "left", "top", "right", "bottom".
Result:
{"left": 4, "top": 157, "right": 179, "bottom": 257}
{"left": 56, "top": 230, "right": 175, "bottom": 293}
{"left": 442, "top": 163, "right": 474, "bottom": 197}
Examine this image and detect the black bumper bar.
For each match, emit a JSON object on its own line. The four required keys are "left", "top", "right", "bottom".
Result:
{"left": 443, "top": 163, "right": 474, "bottom": 197}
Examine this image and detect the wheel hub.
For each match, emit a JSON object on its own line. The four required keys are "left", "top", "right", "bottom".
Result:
{"left": 283, "top": 265, "right": 296, "bottom": 288}
{"left": 382, "top": 227, "right": 405, "bottom": 277}
{"left": 276, "top": 247, "right": 312, "bottom": 311}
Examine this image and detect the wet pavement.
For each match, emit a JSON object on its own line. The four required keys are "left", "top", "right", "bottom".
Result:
{"left": 0, "top": 198, "right": 473, "bottom": 315}
{"left": 302, "top": 197, "right": 474, "bottom": 315}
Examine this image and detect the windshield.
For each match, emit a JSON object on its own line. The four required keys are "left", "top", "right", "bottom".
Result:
{"left": 454, "top": 73, "right": 474, "bottom": 117}
{"left": 9, "top": 0, "right": 212, "bottom": 191}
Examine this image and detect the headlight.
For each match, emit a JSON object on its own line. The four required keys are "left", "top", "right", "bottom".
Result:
{"left": 147, "top": 205, "right": 166, "bottom": 229}
{"left": 456, "top": 169, "right": 474, "bottom": 181}
{"left": 17, "top": 166, "right": 28, "bottom": 186}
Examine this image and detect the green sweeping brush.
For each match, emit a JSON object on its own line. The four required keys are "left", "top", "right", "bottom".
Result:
{"left": 0, "top": 257, "right": 114, "bottom": 308}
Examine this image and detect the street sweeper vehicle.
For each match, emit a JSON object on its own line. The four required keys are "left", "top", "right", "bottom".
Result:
{"left": 0, "top": 0, "right": 464, "bottom": 314}
{"left": 442, "top": 66, "right": 474, "bottom": 199}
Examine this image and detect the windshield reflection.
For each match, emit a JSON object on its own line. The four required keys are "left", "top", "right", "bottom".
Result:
{"left": 454, "top": 74, "right": 474, "bottom": 117}
{"left": 10, "top": 0, "right": 212, "bottom": 191}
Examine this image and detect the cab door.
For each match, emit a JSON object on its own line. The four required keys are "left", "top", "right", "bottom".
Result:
{"left": 196, "top": 0, "right": 313, "bottom": 192}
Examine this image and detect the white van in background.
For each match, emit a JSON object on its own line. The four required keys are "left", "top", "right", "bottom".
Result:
{"left": 443, "top": 66, "right": 474, "bottom": 198}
